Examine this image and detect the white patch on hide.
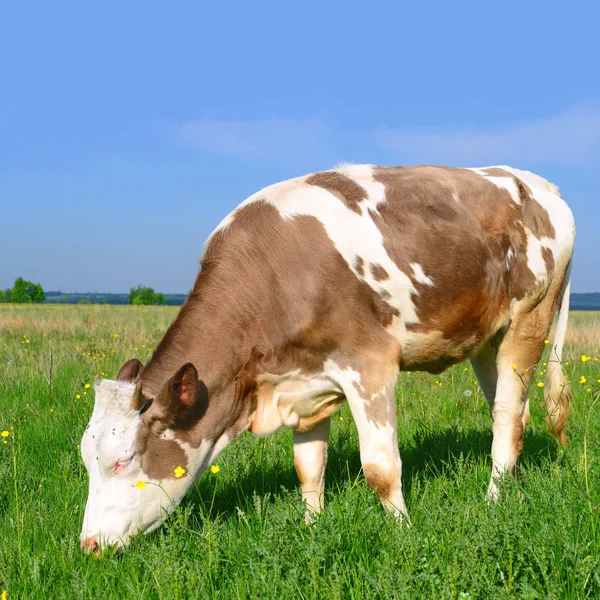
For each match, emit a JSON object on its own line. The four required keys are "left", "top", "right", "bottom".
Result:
{"left": 259, "top": 166, "right": 420, "bottom": 338}
{"left": 470, "top": 167, "right": 521, "bottom": 205}
{"left": 410, "top": 263, "right": 434, "bottom": 286}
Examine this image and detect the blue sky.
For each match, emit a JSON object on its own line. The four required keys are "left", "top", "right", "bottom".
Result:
{"left": 1, "top": 1, "right": 599, "bottom": 293}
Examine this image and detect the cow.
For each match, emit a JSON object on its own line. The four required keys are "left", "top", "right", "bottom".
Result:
{"left": 80, "top": 164, "right": 575, "bottom": 553}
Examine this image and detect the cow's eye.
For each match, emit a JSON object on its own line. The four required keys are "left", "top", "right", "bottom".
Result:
{"left": 113, "top": 456, "right": 133, "bottom": 474}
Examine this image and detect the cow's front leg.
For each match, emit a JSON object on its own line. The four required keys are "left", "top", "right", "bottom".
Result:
{"left": 293, "top": 417, "right": 330, "bottom": 523}
{"left": 333, "top": 363, "right": 409, "bottom": 522}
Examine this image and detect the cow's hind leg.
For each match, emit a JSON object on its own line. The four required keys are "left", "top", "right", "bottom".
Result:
{"left": 293, "top": 417, "right": 330, "bottom": 523}
{"left": 330, "top": 361, "right": 409, "bottom": 521}
{"left": 486, "top": 306, "right": 552, "bottom": 500}
{"left": 471, "top": 339, "right": 531, "bottom": 442}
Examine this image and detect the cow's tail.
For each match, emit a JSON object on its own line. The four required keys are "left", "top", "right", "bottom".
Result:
{"left": 544, "top": 265, "right": 573, "bottom": 445}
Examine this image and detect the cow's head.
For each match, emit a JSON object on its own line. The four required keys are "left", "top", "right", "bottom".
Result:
{"left": 79, "top": 359, "right": 209, "bottom": 553}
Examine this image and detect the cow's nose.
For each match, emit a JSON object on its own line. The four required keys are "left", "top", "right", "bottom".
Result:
{"left": 81, "top": 536, "right": 99, "bottom": 555}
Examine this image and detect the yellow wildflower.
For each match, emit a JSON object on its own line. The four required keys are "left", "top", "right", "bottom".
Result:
{"left": 512, "top": 364, "right": 517, "bottom": 370}
{"left": 587, "top": 388, "right": 592, "bottom": 393}
{"left": 339, "top": 416, "right": 344, "bottom": 421}
{"left": 544, "top": 339, "right": 550, "bottom": 345}
{"left": 76, "top": 394, "right": 81, "bottom": 399}
{"left": 210, "top": 465, "right": 220, "bottom": 474}
{"left": 537, "top": 382, "right": 545, "bottom": 388}
{"left": 135, "top": 480, "right": 146, "bottom": 489}
{"left": 1, "top": 431, "right": 9, "bottom": 438}
{"left": 580, "top": 376, "right": 587, "bottom": 384}
{"left": 25, "top": 339, "right": 30, "bottom": 344}
{"left": 85, "top": 383, "right": 90, "bottom": 389}
{"left": 581, "top": 355, "right": 590, "bottom": 362}
{"left": 543, "top": 362, "right": 547, "bottom": 367}
{"left": 174, "top": 466, "right": 186, "bottom": 478}
{"left": 564, "top": 362, "right": 569, "bottom": 366}
{"left": 2, "top": 589, "right": 7, "bottom": 600}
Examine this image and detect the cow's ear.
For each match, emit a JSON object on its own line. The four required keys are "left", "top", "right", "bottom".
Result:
{"left": 117, "top": 359, "right": 144, "bottom": 383}
{"left": 155, "top": 363, "right": 200, "bottom": 424}
{"left": 234, "top": 347, "right": 264, "bottom": 407}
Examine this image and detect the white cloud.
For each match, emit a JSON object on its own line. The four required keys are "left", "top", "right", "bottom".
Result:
{"left": 372, "top": 104, "right": 600, "bottom": 166}
{"left": 175, "top": 105, "right": 600, "bottom": 169}
{"left": 176, "top": 116, "right": 335, "bottom": 166}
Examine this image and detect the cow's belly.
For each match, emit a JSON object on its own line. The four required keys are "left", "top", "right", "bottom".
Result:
{"left": 394, "top": 295, "right": 511, "bottom": 374}
{"left": 399, "top": 329, "right": 482, "bottom": 373}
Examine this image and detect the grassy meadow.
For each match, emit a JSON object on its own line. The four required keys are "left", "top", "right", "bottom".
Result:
{"left": 1, "top": 304, "right": 599, "bottom": 599}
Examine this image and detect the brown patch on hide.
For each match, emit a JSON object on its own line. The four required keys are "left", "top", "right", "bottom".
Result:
{"left": 305, "top": 171, "right": 366, "bottom": 215}
{"left": 542, "top": 246, "right": 555, "bottom": 276}
{"left": 136, "top": 424, "right": 189, "bottom": 480}
{"left": 509, "top": 223, "right": 537, "bottom": 301}
{"left": 354, "top": 256, "right": 365, "bottom": 276}
{"left": 363, "top": 463, "right": 394, "bottom": 499}
{"left": 371, "top": 294, "right": 400, "bottom": 327}
{"left": 482, "top": 168, "right": 556, "bottom": 240}
{"left": 370, "top": 263, "right": 389, "bottom": 281}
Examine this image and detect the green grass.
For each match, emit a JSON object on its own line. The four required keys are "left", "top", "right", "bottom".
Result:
{"left": 1, "top": 305, "right": 599, "bottom": 599}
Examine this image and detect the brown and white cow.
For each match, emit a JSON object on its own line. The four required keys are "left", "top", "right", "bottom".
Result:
{"left": 80, "top": 164, "right": 575, "bottom": 552}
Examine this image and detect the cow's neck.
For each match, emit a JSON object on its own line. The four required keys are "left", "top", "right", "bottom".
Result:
{"left": 142, "top": 294, "right": 241, "bottom": 397}
{"left": 140, "top": 266, "right": 278, "bottom": 441}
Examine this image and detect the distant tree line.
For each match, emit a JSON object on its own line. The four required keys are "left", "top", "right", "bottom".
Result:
{"left": 128, "top": 286, "right": 167, "bottom": 305}
{"left": 42, "top": 291, "right": 186, "bottom": 306}
{"left": 0, "top": 280, "right": 171, "bottom": 306}
{"left": 0, "top": 277, "right": 45, "bottom": 303}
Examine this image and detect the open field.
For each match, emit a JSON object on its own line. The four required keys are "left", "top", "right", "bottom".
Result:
{"left": 1, "top": 305, "right": 599, "bottom": 599}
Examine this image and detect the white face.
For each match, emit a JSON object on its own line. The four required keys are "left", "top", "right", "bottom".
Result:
{"left": 80, "top": 379, "right": 197, "bottom": 551}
